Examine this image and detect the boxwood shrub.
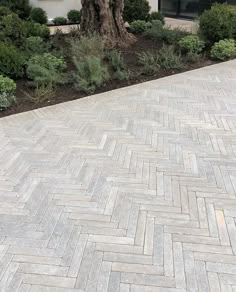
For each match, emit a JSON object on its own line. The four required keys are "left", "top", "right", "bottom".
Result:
{"left": 67, "top": 10, "right": 81, "bottom": 23}
{"left": 129, "top": 20, "right": 152, "bottom": 34}
{"left": 124, "top": 0, "right": 150, "bottom": 23}
{"left": 199, "top": 4, "right": 236, "bottom": 43}
{"left": 0, "top": 14, "right": 28, "bottom": 46}
{"left": 30, "top": 7, "right": 48, "bottom": 24}
{"left": 53, "top": 17, "right": 67, "bottom": 26}
{"left": 149, "top": 11, "right": 165, "bottom": 25}
{"left": 178, "top": 35, "right": 205, "bottom": 54}
{"left": 211, "top": 39, "right": 236, "bottom": 60}
{"left": 0, "top": 42, "right": 25, "bottom": 78}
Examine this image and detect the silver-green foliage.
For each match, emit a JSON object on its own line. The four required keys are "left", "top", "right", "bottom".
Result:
{"left": 157, "top": 45, "right": 183, "bottom": 69}
{"left": 71, "top": 34, "right": 109, "bottom": 93}
{"left": 137, "top": 51, "right": 160, "bottom": 75}
{"left": 138, "top": 45, "right": 182, "bottom": 75}
{"left": 0, "top": 75, "right": 16, "bottom": 109}
{"left": 70, "top": 34, "right": 105, "bottom": 61}
{"left": 107, "top": 50, "right": 129, "bottom": 80}
{"left": 73, "top": 56, "right": 110, "bottom": 94}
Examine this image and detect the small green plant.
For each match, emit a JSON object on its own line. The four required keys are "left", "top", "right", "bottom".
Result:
{"left": 185, "top": 51, "right": 201, "bottom": 63}
{"left": 179, "top": 35, "right": 205, "bottom": 54}
{"left": 27, "top": 53, "right": 67, "bottom": 102}
{"left": 73, "top": 56, "right": 110, "bottom": 94}
{"left": 0, "top": 75, "right": 16, "bottom": 109}
{"left": 31, "top": 83, "right": 55, "bottom": 104}
{"left": 144, "top": 21, "right": 189, "bottom": 45}
{"left": 70, "top": 34, "right": 105, "bottom": 61}
{"left": 67, "top": 10, "right": 81, "bottom": 23}
{"left": 157, "top": 45, "right": 183, "bottom": 69}
{"left": 124, "top": 0, "right": 151, "bottom": 23}
{"left": 30, "top": 7, "right": 48, "bottom": 24}
{"left": 144, "top": 19, "right": 163, "bottom": 40}
{"left": 53, "top": 17, "right": 67, "bottom": 26}
{"left": 162, "top": 28, "right": 190, "bottom": 45}
{"left": 199, "top": 3, "right": 236, "bottom": 43}
{"left": 210, "top": 39, "right": 236, "bottom": 60}
{"left": 27, "top": 53, "right": 67, "bottom": 88}
{"left": 149, "top": 11, "right": 165, "bottom": 25}
{"left": 0, "top": 42, "right": 25, "bottom": 78}
{"left": 137, "top": 51, "right": 160, "bottom": 75}
{"left": 107, "top": 50, "right": 129, "bottom": 80}
{"left": 24, "top": 36, "right": 49, "bottom": 57}
{"left": 129, "top": 20, "right": 152, "bottom": 33}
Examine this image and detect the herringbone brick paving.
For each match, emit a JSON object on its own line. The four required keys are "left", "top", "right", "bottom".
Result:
{"left": 0, "top": 60, "right": 236, "bottom": 291}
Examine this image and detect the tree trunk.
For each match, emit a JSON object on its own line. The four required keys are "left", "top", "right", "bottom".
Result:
{"left": 80, "top": 0, "right": 136, "bottom": 47}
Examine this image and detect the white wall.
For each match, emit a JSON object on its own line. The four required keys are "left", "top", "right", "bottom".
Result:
{"left": 149, "top": 0, "right": 159, "bottom": 11}
{"left": 30, "top": 0, "right": 81, "bottom": 20}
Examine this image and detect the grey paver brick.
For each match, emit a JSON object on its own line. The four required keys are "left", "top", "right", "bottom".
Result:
{"left": 0, "top": 60, "right": 236, "bottom": 290}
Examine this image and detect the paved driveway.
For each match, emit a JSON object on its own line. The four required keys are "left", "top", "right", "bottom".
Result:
{"left": 1, "top": 60, "right": 236, "bottom": 291}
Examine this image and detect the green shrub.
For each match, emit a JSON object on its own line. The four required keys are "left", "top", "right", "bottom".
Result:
{"left": 144, "top": 21, "right": 189, "bottom": 45}
{"left": 26, "top": 53, "right": 66, "bottom": 88}
{"left": 73, "top": 56, "right": 109, "bottom": 94}
{"left": 24, "top": 36, "right": 49, "bottom": 57}
{"left": 26, "top": 22, "right": 50, "bottom": 38}
{"left": 30, "top": 7, "right": 48, "bottom": 24}
{"left": 210, "top": 39, "right": 236, "bottom": 60}
{"left": 199, "top": 3, "right": 236, "bottom": 43}
{"left": 1, "top": 0, "right": 31, "bottom": 19}
{"left": 67, "top": 9, "right": 81, "bottom": 23}
{"left": 124, "top": 0, "right": 150, "bottom": 23}
{"left": 0, "top": 6, "right": 13, "bottom": 20}
{"left": 149, "top": 11, "right": 165, "bottom": 25}
{"left": 129, "top": 20, "right": 152, "bottom": 33}
{"left": 0, "top": 42, "right": 25, "bottom": 78}
{"left": 53, "top": 16, "right": 67, "bottom": 26}
{"left": 179, "top": 35, "right": 205, "bottom": 54}
{"left": 137, "top": 51, "right": 160, "bottom": 75}
{"left": 144, "top": 20, "right": 164, "bottom": 39}
{"left": 0, "top": 14, "right": 28, "bottom": 46}
{"left": 0, "top": 75, "right": 16, "bottom": 109}
{"left": 107, "top": 50, "right": 129, "bottom": 80}
{"left": 162, "top": 28, "right": 190, "bottom": 45}
{"left": 157, "top": 45, "right": 183, "bottom": 69}
{"left": 70, "top": 34, "right": 104, "bottom": 61}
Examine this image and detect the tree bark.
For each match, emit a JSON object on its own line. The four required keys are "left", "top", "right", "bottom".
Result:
{"left": 80, "top": 0, "right": 136, "bottom": 47}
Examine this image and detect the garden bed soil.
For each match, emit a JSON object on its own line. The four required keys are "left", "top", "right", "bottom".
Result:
{"left": 0, "top": 35, "right": 217, "bottom": 118}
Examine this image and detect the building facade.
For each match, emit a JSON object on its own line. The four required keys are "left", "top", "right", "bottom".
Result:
{"left": 30, "top": 0, "right": 236, "bottom": 21}
{"left": 160, "top": 0, "right": 236, "bottom": 19}
{"left": 30, "top": 0, "right": 159, "bottom": 20}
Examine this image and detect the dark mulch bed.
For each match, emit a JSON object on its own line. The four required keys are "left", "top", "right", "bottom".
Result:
{"left": 0, "top": 35, "right": 217, "bottom": 118}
